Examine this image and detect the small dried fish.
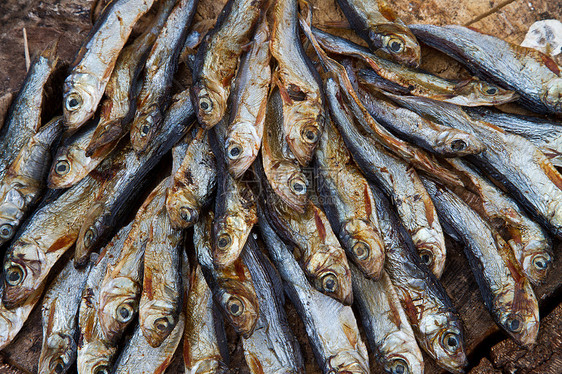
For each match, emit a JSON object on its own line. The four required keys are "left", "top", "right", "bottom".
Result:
{"left": 270, "top": 0, "right": 325, "bottom": 165}
{"left": 410, "top": 24, "right": 562, "bottom": 114}
{"left": 336, "top": 0, "right": 421, "bottom": 66}
{"left": 194, "top": 210, "right": 259, "bottom": 338}
{"left": 191, "top": 0, "right": 265, "bottom": 128}
{"left": 241, "top": 238, "right": 305, "bottom": 373}
{"left": 224, "top": 18, "right": 271, "bottom": 178}
{"left": 259, "top": 214, "right": 370, "bottom": 373}
{"left": 315, "top": 117, "right": 385, "bottom": 279}
{"left": 183, "top": 266, "right": 230, "bottom": 373}
{"left": 422, "top": 178, "right": 540, "bottom": 347}
{"left": 130, "top": 0, "right": 198, "bottom": 153}
{"left": 0, "top": 116, "right": 62, "bottom": 246}
{"left": 62, "top": 0, "right": 156, "bottom": 129}
{"left": 38, "top": 258, "right": 93, "bottom": 374}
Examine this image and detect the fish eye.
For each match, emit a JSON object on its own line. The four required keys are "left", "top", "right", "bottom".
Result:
{"left": 226, "top": 296, "right": 244, "bottom": 317}
{"left": 116, "top": 303, "right": 135, "bottom": 323}
{"left": 51, "top": 357, "right": 66, "bottom": 374}
{"left": 321, "top": 273, "right": 338, "bottom": 293}
{"left": 352, "top": 241, "right": 370, "bottom": 261}
{"left": 289, "top": 178, "right": 307, "bottom": 195}
{"left": 532, "top": 254, "right": 550, "bottom": 270}
{"left": 226, "top": 143, "right": 243, "bottom": 160}
{"left": 505, "top": 314, "right": 523, "bottom": 333}
{"left": 65, "top": 93, "right": 83, "bottom": 112}
{"left": 54, "top": 160, "right": 71, "bottom": 176}
{"left": 83, "top": 227, "right": 96, "bottom": 248}
{"left": 301, "top": 125, "right": 320, "bottom": 144}
{"left": 5, "top": 264, "right": 25, "bottom": 286}
{"left": 93, "top": 365, "right": 110, "bottom": 374}
{"left": 386, "top": 37, "right": 405, "bottom": 53}
{"left": 179, "top": 207, "right": 195, "bottom": 223}
{"left": 389, "top": 358, "right": 409, "bottom": 374}
{"left": 450, "top": 139, "right": 467, "bottom": 152}
{"left": 441, "top": 332, "right": 461, "bottom": 352}
{"left": 154, "top": 317, "right": 171, "bottom": 332}
{"left": 0, "top": 223, "right": 13, "bottom": 239}
{"left": 420, "top": 250, "right": 433, "bottom": 266}
{"left": 217, "top": 233, "right": 232, "bottom": 250}
{"left": 140, "top": 124, "right": 151, "bottom": 137}
{"left": 484, "top": 86, "right": 498, "bottom": 95}
{"left": 199, "top": 96, "right": 213, "bottom": 113}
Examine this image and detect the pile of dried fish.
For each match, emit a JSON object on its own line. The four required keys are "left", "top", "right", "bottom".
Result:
{"left": 0, "top": 0, "right": 560, "bottom": 372}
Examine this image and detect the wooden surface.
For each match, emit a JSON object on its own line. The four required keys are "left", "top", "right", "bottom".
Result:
{"left": 0, "top": 0, "right": 562, "bottom": 373}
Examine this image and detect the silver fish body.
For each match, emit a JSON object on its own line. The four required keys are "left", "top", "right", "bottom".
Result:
{"left": 62, "top": 0, "right": 156, "bottom": 129}
{"left": 325, "top": 79, "right": 447, "bottom": 277}
{"left": 370, "top": 184, "right": 468, "bottom": 373}
{"left": 38, "top": 258, "right": 93, "bottom": 374}
{"left": 410, "top": 24, "right": 562, "bottom": 114}
{"left": 0, "top": 116, "right": 63, "bottom": 246}
{"left": 389, "top": 94, "right": 562, "bottom": 239}
{"left": 130, "top": 0, "right": 198, "bottom": 153}
{"left": 258, "top": 213, "right": 370, "bottom": 374}
{"left": 422, "top": 178, "right": 540, "bottom": 347}
{"left": 241, "top": 238, "right": 305, "bottom": 374}
{"left": 351, "top": 266, "right": 424, "bottom": 374}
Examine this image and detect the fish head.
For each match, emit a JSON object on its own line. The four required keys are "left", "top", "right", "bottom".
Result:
{"left": 0, "top": 190, "right": 26, "bottom": 245}
{"left": 98, "top": 277, "right": 141, "bottom": 344}
{"left": 131, "top": 105, "right": 163, "bottom": 154}
{"left": 139, "top": 298, "right": 179, "bottom": 348}
{"left": 189, "top": 359, "right": 230, "bottom": 374}
{"left": 370, "top": 25, "right": 421, "bottom": 68}
{"left": 418, "top": 312, "right": 467, "bottom": 373}
{"left": 328, "top": 350, "right": 370, "bottom": 373}
{"left": 284, "top": 109, "right": 323, "bottom": 166}
{"left": 543, "top": 77, "right": 562, "bottom": 114}
{"left": 520, "top": 243, "right": 552, "bottom": 284}
{"left": 467, "top": 81, "right": 518, "bottom": 105}
{"left": 410, "top": 227, "right": 447, "bottom": 279}
{"left": 2, "top": 240, "right": 46, "bottom": 308}
{"left": 267, "top": 162, "right": 308, "bottom": 212}
{"left": 216, "top": 279, "right": 259, "bottom": 338}
{"left": 63, "top": 73, "right": 99, "bottom": 130}
{"left": 224, "top": 126, "right": 261, "bottom": 179}
{"left": 165, "top": 185, "right": 200, "bottom": 229}
{"left": 38, "top": 333, "right": 76, "bottom": 374}
{"left": 340, "top": 219, "right": 385, "bottom": 280}
{"left": 48, "top": 144, "right": 89, "bottom": 189}
{"left": 212, "top": 215, "right": 251, "bottom": 268}
{"left": 434, "top": 129, "right": 485, "bottom": 157}
{"left": 379, "top": 331, "right": 424, "bottom": 374}
{"left": 305, "top": 245, "right": 353, "bottom": 305}
{"left": 192, "top": 79, "right": 227, "bottom": 129}
{"left": 494, "top": 281, "right": 540, "bottom": 347}
{"left": 76, "top": 340, "right": 116, "bottom": 374}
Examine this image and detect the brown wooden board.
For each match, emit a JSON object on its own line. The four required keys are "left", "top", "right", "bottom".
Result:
{"left": 0, "top": 0, "right": 561, "bottom": 373}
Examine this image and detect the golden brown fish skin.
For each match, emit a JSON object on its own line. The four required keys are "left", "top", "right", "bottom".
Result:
{"left": 261, "top": 89, "right": 308, "bottom": 213}
{"left": 261, "top": 170, "right": 353, "bottom": 305}
{"left": 270, "top": 0, "right": 325, "bottom": 166}
{"left": 225, "top": 18, "right": 271, "bottom": 179}
{"left": 183, "top": 266, "right": 230, "bottom": 373}
{"left": 38, "top": 258, "right": 92, "bottom": 374}
{"left": 311, "top": 28, "right": 517, "bottom": 106}
{"left": 336, "top": 0, "right": 421, "bottom": 66}
{"left": 97, "top": 178, "right": 168, "bottom": 345}
{"left": 315, "top": 118, "right": 385, "bottom": 280}
{"left": 0, "top": 42, "right": 59, "bottom": 181}
{"left": 2, "top": 175, "right": 105, "bottom": 309}
{"left": 139, "top": 187, "right": 183, "bottom": 348}
{"left": 0, "top": 117, "right": 63, "bottom": 246}
{"left": 129, "top": 0, "right": 198, "bottom": 154}
{"left": 166, "top": 130, "right": 217, "bottom": 229}
{"left": 210, "top": 121, "right": 258, "bottom": 268}
{"left": 62, "top": 0, "right": 156, "bottom": 130}
{"left": 191, "top": 0, "right": 265, "bottom": 129}
{"left": 194, "top": 211, "right": 259, "bottom": 338}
